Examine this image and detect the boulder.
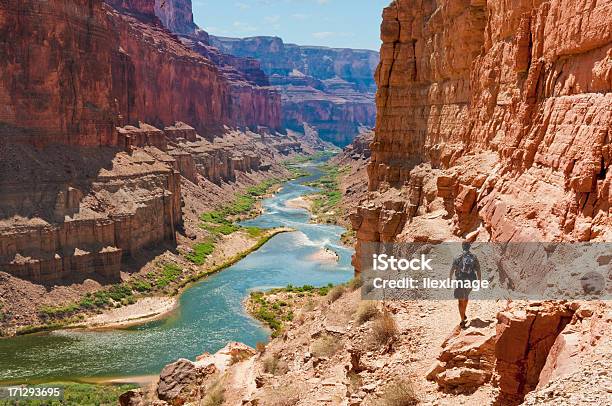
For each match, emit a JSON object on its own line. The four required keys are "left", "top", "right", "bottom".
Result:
{"left": 157, "top": 359, "right": 217, "bottom": 405}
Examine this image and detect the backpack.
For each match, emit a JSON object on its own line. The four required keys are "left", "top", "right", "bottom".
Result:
{"left": 455, "top": 252, "right": 477, "bottom": 281}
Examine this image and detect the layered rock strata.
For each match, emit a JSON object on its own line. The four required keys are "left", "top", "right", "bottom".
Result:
{"left": 0, "top": 118, "right": 301, "bottom": 281}
{"left": 0, "top": 0, "right": 286, "bottom": 281}
{"left": 147, "top": 0, "right": 282, "bottom": 132}
{"left": 210, "top": 35, "right": 379, "bottom": 146}
{"left": 0, "top": 142, "right": 181, "bottom": 282}
{"left": 0, "top": 0, "right": 280, "bottom": 149}
{"left": 354, "top": 0, "right": 612, "bottom": 274}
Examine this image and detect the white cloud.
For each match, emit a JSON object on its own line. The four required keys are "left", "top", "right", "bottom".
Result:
{"left": 265, "top": 15, "right": 281, "bottom": 23}
{"left": 233, "top": 21, "right": 258, "bottom": 32}
{"left": 312, "top": 31, "right": 335, "bottom": 39}
{"left": 292, "top": 13, "right": 310, "bottom": 20}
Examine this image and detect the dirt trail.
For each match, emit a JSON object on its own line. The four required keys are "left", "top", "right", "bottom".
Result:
{"left": 391, "top": 299, "right": 502, "bottom": 405}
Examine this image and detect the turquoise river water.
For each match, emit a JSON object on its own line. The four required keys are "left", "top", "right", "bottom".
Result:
{"left": 0, "top": 163, "right": 354, "bottom": 383}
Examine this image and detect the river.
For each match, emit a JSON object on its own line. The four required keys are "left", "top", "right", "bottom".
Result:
{"left": 0, "top": 163, "right": 354, "bottom": 384}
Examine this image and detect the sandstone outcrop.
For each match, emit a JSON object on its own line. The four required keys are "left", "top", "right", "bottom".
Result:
{"left": 157, "top": 358, "right": 217, "bottom": 405}
{"left": 423, "top": 300, "right": 609, "bottom": 404}
{"left": 0, "top": 0, "right": 290, "bottom": 284}
{"left": 0, "top": 142, "right": 181, "bottom": 282}
{"left": 354, "top": 0, "right": 612, "bottom": 264}
{"left": 493, "top": 302, "right": 574, "bottom": 403}
{"left": 211, "top": 35, "right": 379, "bottom": 146}
{"left": 426, "top": 321, "right": 496, "bottom": 393}
{"left": 351, "top": 0, "right": 611, "bottom": 402}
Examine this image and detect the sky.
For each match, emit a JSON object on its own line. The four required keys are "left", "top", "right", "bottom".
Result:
{"left": 192, "top": 0, "right": 390, "bottom": 51}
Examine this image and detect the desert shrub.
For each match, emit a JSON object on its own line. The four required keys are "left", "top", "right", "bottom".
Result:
{"left": 107, "top": 284, "right": 133, "bottom": 302}
{"left": 156, "top": 263, "right": 184, "bottom": 288}
{"left": 347, "top": 276, "right": 363, "bottom": 291}
{"left": 262, "top": 355, "right": 288, "bottom": 375}
{"left": 311, "top": 335, "right": 341, "bottom": 358}
{"left": 256, "top": 342, "right": 266, "bottom": 353}
{"left": 39, "top": 303, "right": 80, "bottom": 318}
{"left": 203, "top": 222, "right": 240, "bottom": 236}
{"left": 327, "top": 285, "right": 345, "bottom": 303}
{"left": 355, "top": 301, "right": 379, "bottom": 325}
{"left": 245, "top": 226, "right": 265, "bottom": 238}
{"left": 255, "top": 307, "right": 282, "bottom": 336}
{"left": 371, "top": 311, "right": 399, "bottom": 345}
{"left": 131, "top": 279, "right": 152, "bottom": 293}
{"left": 375, "top": 378, "right": 418, "bottom": 406}
{"left": 201, "top": 379, "right": 225, "bottom": 406}
{"left": 185, "top": 241, "right": 215, "bottom": 265}
{"left": 200, "top": 210, "right": 227, "bottom": 224}
{"left": 0, "top": 383, "right": 138, "bottom": 406}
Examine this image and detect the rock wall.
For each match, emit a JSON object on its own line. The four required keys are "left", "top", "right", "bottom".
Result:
{"left": 0, "top": 0, "right": 285, "bottom": 282}
{"left": 108, "top": 5, "right": 231, "bottom": 138}
{"left": 354, "top": 0, "right": 612, "bottom": 274}
{"left": 179, "top": 38, "right": 281, "bottom": 131}
{"left": 146, "top": 0, "right": 282, "bottom": 132}
{"left": 153, "top": 0, "right": 197, "bottom": 34}
{"left": 0, "top": 143, "right": 182, "bottom": 282}
{"left": 0, "top": 0, "right": 127, "bottom": 146}
{"left": 210, "top": 35, "right": 378, "bottom": 147}
{"left": 0, "top": 0, "right": 281, "bottom": 148}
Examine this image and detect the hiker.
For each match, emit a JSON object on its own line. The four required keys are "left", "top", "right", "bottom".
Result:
{"left": 449, "top": 242, "right": 481, "bottom": 327}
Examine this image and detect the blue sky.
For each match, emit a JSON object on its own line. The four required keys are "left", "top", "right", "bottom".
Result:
{"left": 193, "top": 0, "right": 390, "bottom": 50}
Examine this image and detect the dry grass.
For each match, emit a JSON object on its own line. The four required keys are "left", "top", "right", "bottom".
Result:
{"left": 347, "top": 276, "right": 362, "bottom": 291}
{"left": 311, "top": 334, "right": 342, "bottom": 358}
{"left": 375, "top": 378, "right": 418, "bottom": 406}
{"left": 347, "top": 370, "right": 363, "bottom": 392}
{"left": 303, "top": 298, "right": 317, "bottom": 311}
{"left": 262, "top": 354, "right": 289, "bottom": 375}
{"left": 370, "top": 311, "right": 399, "bottom": 345}
{"left": 201, "top": 379, "right": 225, "bottom": 406}
{"left": 230, "top": 351, "right": 253, "bottom": 365}
{"left": 256, "top": 342, "right": 266, "bottom": 353}
{"left": 327, "top": 285, "right": 346, "bottom": 303}
{"left": 355, "top": 301, "right": 379, "bottom": 324}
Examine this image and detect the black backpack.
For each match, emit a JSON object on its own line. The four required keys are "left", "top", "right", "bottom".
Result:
{"left": 455, "top": 252, "right": 477, "bottom": 281}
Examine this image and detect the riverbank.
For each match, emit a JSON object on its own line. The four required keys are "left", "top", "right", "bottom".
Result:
{"left": 0, "top": 153, "right": 355, "bottom": 386}
{"left": 285, "top": 195, "right": 313, "bottom": 211}
{"left": 1, "top": 173, "right": 300, "bottom": 338}
{"left": 57, "top": 227, "right": 293, "bottom": 334}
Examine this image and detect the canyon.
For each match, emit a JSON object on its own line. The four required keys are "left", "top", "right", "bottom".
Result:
{"left": 119, "top": 0, "right": 611, "bottom": 404}
{"left": 211, "top": 36, "right": 378, "bottom": 147}
{"left": 0, "top": 0, "right": 610, "bottom": 404}
{"left": 0, "top": 0, "right": 309, "bottom": 332}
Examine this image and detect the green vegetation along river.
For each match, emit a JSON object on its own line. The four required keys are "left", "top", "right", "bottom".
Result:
{"left": 0, "top": 163, "right": 354, "bottom": 383}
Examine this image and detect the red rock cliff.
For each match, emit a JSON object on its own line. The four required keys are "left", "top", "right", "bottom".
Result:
{"left": 0, "top": 0, "right": 280, "bottom": 147}
{"left": 353, "top": 0, "right": 612, "bottom": 266}
{"left": 211, "top": 35, "right": 379, "bottom": 146}
{"left": 0, "top": 0, "right": 281, "bottom": 281}
{"left": 0, "top": 0, "right": 128, "bottom": 146}
{"left": 154, "top": 0, "right": 197, "bottom": 34}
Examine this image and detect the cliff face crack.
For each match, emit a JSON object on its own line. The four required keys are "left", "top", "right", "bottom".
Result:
{"left": 494, "top": 304, "right": 575, "bottom": 405}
